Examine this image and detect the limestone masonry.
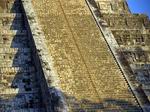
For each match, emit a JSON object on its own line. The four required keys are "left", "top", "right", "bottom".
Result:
{"left": 0, "top": 0, "right": 150, "bottom": 112}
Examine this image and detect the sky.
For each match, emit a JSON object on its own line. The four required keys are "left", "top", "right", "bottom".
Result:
{"left": 127, "top": 0, "right": 150, "bottom": 18}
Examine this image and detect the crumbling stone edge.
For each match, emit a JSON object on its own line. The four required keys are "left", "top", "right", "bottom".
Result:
{"left": 21, "top": 0, "right": 68, "bottom": 111}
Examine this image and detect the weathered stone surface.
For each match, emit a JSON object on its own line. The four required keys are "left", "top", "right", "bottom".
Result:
{"left": 89, "top": 0, "right": 150, "bottom": 111}
{"left": 0, "top": 0, "right": 149, "bottom": 111}
{"left": 31, "top": 0, "right": 141, "bottom": 111}
{"left": 0, "top": 0, "right": 46, "bottom": 111}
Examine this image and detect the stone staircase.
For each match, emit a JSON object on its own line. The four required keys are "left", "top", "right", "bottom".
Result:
{"left": 31, "top": 0, "right": 144, "bottom": 111}
{"left": 0, "top": 0, "right": 45, "bottom": 111}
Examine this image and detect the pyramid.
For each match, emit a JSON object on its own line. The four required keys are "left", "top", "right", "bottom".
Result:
{"left": 0, "top": 0, "right": 150, "bottom": 111}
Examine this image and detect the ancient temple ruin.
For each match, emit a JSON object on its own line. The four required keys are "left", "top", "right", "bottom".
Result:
{"left": 0, "top": 0, "right": 150, "bottom": 111}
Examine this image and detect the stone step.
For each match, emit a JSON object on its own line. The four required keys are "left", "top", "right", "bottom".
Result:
{"left": 120, "top": 46, "right": 150, "bottom": 52}
{"left": 0, "top": 30, "right": 27, "bottom": 36}
{"left": 0, "top": 18, "right": 25, "bottom": 30}
{"left": 0, "top": 35, "right": 29, "bottom": 47}
{"left": 1, "top": 22, "right": 25, "bottom": 30}
{"left": 0, "top": 73, "right": 40, "bottom": 93}
{"left": 113, "top": 33, "right": 150, "bottom": 40}
{"left": 0, "top": 16, "right": 24, "bottom": 23}
{"left": 112, "top": 29, "right": 142, "bottom": 35}
{"left": 0, "top": 59, "right": 32, "bottom": 68}
{"left": 102, "top": 13, "right": 148, "bottom": 21}
{"left": 0, "top": 59, "right": 31, "bottom": 66}
{"left": 0, "top": 43, "right": 29, "bottom": 48}
{"left": 0, "top": 72, "right": 36, "bottom": 79}
{"left": 0, "top": 53, "right": 31, "bottom": 62}
{"left": 0, "top": 48, "right": 31, "bottom": 54}
{"left": 0, "top": 73, "right": 37, "bottom": 86}
{"left": 0, "top": 88, "right": 19, "bottom": 94}
{"left": 0, "top": 108, "right": 45, "bottom": 112}
{"left": 104, "top": 13, "right": 150, "bottom": 28}
{"left": 0, "top": 37, "right": 29, "bottom": 44}
{"left": 0, "top": 36, "right": 28, "bottom": 45}
{"left": 0, "top": 83, "right": 40, "bottom": 93}
{"left": 0, "top": 87, "right": 40, "bottom": 94}
{"left": 0, "top": 35, "right": 27, "bottom": 40}
{"left": 0, "top": 41, "right": 29, "bottom": 48}
{"left": 0, "top": 41, "right": 33, "bottom": 66}
{"left": 130, "top": 64, "right": 150, "bottom": 70}
{"left": 0, "top": 13, "right": 22, "bottom": 19}
{"left": 0, "top": 92, "right": 41, "bottom": 102}
{"left": 0, "top": 60, "right": 32, "bottom": 68}
{"left": 75, "top": 108, "right": 141, "bottom": 112}
{"left": 0, "top": 93, "right": 43, "bottom": 111}
{"left": 133, "top": 62, "right": 150, "bottom": 66}
{"left": 102, "top": 13, "right": 148, "bottom": 29}
{"left": 0, "top": 35, "right": 28, "bottom": 40}
{"left": 0, "top": 67, "right": 35, "bottom": 73}
{"left": 112, "top": 30, "right": 150, "bottom": 46}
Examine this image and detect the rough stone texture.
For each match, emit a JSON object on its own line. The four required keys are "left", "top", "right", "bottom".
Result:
{"left": 22, "top": 0, "right": 67, "bottom": 111}
{"left": 88, "top": 0, "right": 150, "bottom": 111}
{"left": 0, "top": 0, "right": 150, "bottom": 111}
{"left": 0, "top": 0, "right": 46, "bottom": 111}
{"left": 31, "top": 0, "right": 141, "bottom": 111}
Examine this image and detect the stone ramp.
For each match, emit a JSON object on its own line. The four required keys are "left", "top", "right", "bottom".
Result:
{"left": 31, "top": 0, "right": 141, "bottom": 111}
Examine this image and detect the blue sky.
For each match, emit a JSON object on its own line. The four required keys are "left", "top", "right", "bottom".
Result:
{"left": 127, "top": 0, "right": 150, "bottom": 18}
